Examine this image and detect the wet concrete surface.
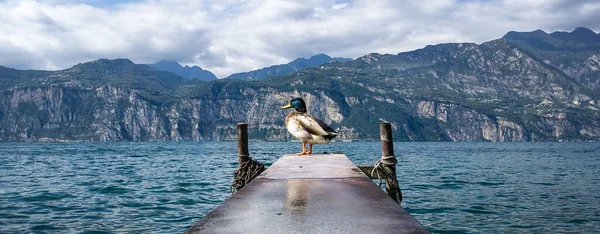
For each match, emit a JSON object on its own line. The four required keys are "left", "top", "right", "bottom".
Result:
{"left": 259, "top": 154, "right": 366, "bottom": 179}
{"left": 186, "top": 154, "right": 430, "bottom": 234}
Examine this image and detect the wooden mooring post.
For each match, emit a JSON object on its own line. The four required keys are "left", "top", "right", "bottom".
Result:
{"left": 380, "top": 122, "right": 402, "bottom": 203}
{"left": 358, "top": 122, "right": 403, "bottom": 203}
{"left": 186, "top": 123, "right": 428, "bottom": 233}
{"left": 237, "top": 123, "right": 249, "bottom": 167}
{"left": 230, "top": 123, "right": 265, "bottom": 194}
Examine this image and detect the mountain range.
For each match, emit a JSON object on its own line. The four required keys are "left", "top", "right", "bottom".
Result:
{"left": 503, "top": 27, "right": 600, "bottom": 90}
{"left": 225, "top": 54, "right": 352, "bottom": 80}
{"left": 1, "top": 27, "right": 599, "bottom": 142}
{"left": 145, "top": 60, "right": 217, "bottom": 81}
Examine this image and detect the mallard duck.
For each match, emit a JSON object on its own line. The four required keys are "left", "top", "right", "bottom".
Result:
{"left": 282, "top": 97, "right": 337, "bottom": 155}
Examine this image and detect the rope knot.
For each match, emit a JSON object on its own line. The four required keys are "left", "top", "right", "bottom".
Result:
{"left": 230, "top": 158, "right": 265, "bottom": 194}
{"left": 370, "top": 155, "right": 402, "bottom": 203}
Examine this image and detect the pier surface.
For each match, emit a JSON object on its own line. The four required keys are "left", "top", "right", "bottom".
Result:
{"left": 186, "top": 154, "right": 429, "bottom": 234}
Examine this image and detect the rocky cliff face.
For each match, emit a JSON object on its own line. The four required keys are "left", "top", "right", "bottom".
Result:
{"left": 0, "top": 86, "right": 361, "bottom": 142}
{"left": 411, "top": 100, "right": 600, "bottom": 141}
{"left": 3, "top": 83, "right": 599, "bottom": 142}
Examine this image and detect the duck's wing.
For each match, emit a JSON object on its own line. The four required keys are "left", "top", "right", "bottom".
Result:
{"left": 297, "top": 113, "right": 336, "bottom": 136}
{"left": 313, "top": 118, "right": 337, "bottom": 135}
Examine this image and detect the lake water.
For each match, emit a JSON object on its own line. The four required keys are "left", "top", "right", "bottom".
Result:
{"left": 1, "top": 142, "right": 599, "bottom": 233}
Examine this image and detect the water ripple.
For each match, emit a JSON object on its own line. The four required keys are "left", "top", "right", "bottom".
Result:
{"left": 1, "top": 142, "right": 599, "bottom": 233}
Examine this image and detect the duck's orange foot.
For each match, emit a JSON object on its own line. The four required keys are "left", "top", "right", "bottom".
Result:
{"left": 306, "top": 144, "right": 313, "bottom": 155}
{"left": 297, "top": 142, "right": 308, "bottom": 156}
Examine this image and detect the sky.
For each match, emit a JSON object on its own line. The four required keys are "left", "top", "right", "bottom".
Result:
{"left": 1, "top": 0, "right": 599, "bottom": 78}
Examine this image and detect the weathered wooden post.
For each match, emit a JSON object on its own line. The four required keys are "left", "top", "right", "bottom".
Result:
{"left": 380, "top": 122, "right": 403, "bottom": 203}
{"left": 230, "top": 123, "right": 265, "bottom": 193}
{"left": 237, "top": 123, "right": 250, "bottom": 166}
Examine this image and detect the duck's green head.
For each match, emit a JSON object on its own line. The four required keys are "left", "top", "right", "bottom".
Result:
{"left": 282, "top": 97, "right": 307, "bottom": 113}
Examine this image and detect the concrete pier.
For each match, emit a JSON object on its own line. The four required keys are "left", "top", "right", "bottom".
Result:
{"left": 185, "top": 154, "right": 429, "bottom": 234}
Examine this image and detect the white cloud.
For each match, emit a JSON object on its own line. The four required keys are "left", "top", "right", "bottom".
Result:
{"left": 332, "top": 3, "right": 347, "bottom": 10}
{"left": 0, "top": 0, "right": 599, "bottom": 77}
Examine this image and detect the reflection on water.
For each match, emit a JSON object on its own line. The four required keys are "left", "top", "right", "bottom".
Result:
{"left": 285, "top": 179, "right": 309, "bottom": 216}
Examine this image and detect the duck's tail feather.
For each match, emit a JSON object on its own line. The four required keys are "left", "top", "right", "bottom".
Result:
{"left": 324, "top": 132, "right": 337, "bottom": 140}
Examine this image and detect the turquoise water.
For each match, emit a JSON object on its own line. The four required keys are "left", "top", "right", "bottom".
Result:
{"left": 1, "top": 142, "right": 599, "bottom": 233}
